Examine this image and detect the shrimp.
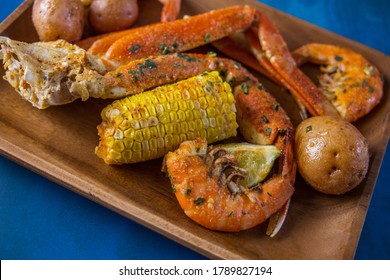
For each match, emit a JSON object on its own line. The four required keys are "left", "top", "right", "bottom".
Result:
{"left": 163, "top": 137, "right": 295, "bottom": 232}
{"left": 292, "top": 43, "right": 383, "bottom": 122}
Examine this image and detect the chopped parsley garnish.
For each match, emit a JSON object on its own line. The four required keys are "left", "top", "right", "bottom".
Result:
{"left": 129, "top": 44, "right": 141, "bottom": 54}
{"left": 306, "top": 125, "right": 312, "bottom": 133}
{"left": 116, "top": 72, "right": 123, "bottom": 78}
{"left": 335, "top": 55, "right": 343, "bottom": 61}
{"left": 278, "top": 128, "right": 287, "bottom": 135}
{"left": 265, "top": 128, "right": 272, "bottom": 136}
{"left": 204, "top": 33, "right": 211, "bottom": 42}
{"left": 177, "top": 53, "right": 197, "bottom": 62}
{"left": 194, "top": 197, "right": 206, "bottom": 206}
{"left": 144, "top": 59, "right": 157, "bottom": 69}
{"left": 241, "top": 82, "right": 249, "bottom": 94}
{"left": 160, "top": 43, "right": 171, "bottom": 55}
{"left": 185, "top": 189, "right": 192, "bottom": 196}
{"left": 261, "top": 115, "right": 269, "bottom": 123}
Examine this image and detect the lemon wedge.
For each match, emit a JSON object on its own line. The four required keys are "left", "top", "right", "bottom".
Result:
{"left": 216, "top": 143, "right": 280, "bottom": 188}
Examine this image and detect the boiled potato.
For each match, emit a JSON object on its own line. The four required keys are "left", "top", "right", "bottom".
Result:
{"left": 89, "top": 0, "right": 139, "bottom": 34}
{"left": 295, "top": 116, "right": 369, "bottom": 195}
{"left": 32, "top": 0, "right": 84, "bottom": 42}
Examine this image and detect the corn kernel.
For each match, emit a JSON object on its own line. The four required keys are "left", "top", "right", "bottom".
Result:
{"left": 134, "top": 130, "right": 143, "bottom": 142}
{"left": 133, "top": 141, "right": 142, "bottom": 152}
{"left": 141, "top": 128, "right": 151, "bottom": 140}
{"left": 177, "top": 110, "right": 186, "bottom": 121}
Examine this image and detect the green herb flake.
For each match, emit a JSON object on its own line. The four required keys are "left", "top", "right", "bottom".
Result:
{"left": 204, "top": 33, "right": 211, "bottom": 42}
{"left": 137, "top": 63, "right": 145, "bottom": 75}
{"left": 233, "top": 61, "right": 242, "bottom": 69}
{"left": 228, "top": 76, "right": 236, "bottom": 86}
{"left": 160, "top": 43, "right": 171, "bottom": 55}
{"left": 228, "top": 211, "right": 234, "bottom": 218}
{"left": 172, "top": 42, "right": 179, "bottom": 49}
{"left": 335, "top": 55, "right": 343, "bottom": 62}
{"left": 116, "top": 72, "right": 123, "bottom": 78}
{"left": 127, "top": 69, "right": 137, "bottom": 74}
{"left": 171, "top": 184, "right": 176, "bottom": 193}
{"left": 185, "top": 189, "right": 192, "bottom": 196}
{"left": 218, "top": 70, "right": 226, "bottom": 79}
{"left": 306, "top": 125, "right": 312, "bottom": 133}
{"left": 163, "top": 48, "right": 171, "bottom": 55}
{"left": 208, "top": 51, "right": 217, "bottom": 57}
{"left": 241, "top": 82, "right": 249, "bottom": 94}
{"left": 272, "top": 104, "right": 279, "bottom": 111}
{"left": 267, "top": 192, "right": 272, "bottom": 197}
{"left": 257, "top": 84, "right": 264, "bottom": 90}
{"left": 132, "top": 75, "right": 140, "bottom": 82}
{"left": 129, "top": 44, "right": 141, "bottom": 54}
{"left": 261, "top": 115, "right": 269, "bottom": 123}
{"left": 369, "top": 86, "right": 375, "bottom": 93}
{"left": 278, "top": 128, "right": 287, "bottom": 135}
{"left": 194, "top": 197, "right": 206, "bottom": 206}
{"left": 144, "top": 59, "right": 157, "bottom": 69}
{"left": 177, "top": 53, "right": 197, "bottom": 62}
{"left": 265, "top": 127, "right": 272, "bottom": 136}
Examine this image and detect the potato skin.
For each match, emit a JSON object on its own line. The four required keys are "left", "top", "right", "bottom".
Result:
{"left": 295, "top": 116, "right": 369, "bottom": 195}
{"left": 89, "top": 0, "right": 139, "bottom": 34}
{"left": 32, "top": 0, "right": 84, "bottom": 42}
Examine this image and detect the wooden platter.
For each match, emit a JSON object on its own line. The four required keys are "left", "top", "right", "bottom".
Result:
{"left": 0, "top": 0, "right": 389, "bottom": 259}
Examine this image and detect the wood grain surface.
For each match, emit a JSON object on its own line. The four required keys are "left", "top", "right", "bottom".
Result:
{"left": 0, "top": 0, "right": 389, "bottom": 259}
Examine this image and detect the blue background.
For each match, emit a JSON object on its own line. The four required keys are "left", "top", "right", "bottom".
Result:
{"left": 0, "top": 0, "right": 389, "bottom": 259}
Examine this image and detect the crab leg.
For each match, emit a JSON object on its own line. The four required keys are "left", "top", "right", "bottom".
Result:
{"left": 86, "top": 5, "right": 256, "bottom": 69}
{"left": 245, "top": 12, "right": 339, "bottom": 118}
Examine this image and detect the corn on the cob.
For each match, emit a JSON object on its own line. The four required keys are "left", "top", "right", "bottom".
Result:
{"left": 95, "top": 71, "right": 238, "bottom": 164}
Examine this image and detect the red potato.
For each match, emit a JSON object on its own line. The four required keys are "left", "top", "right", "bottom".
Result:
{"left": 32, "top": 0, "right": 85, "bottom": 42}
{"left": 89, "top": 0, "right": 139, "bottom": 34}
{"left": 295, "top": 116, "right": 369, "bottom": 195}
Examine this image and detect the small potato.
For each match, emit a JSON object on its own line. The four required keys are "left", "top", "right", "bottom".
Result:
{"left": 295, "top": 116, "right": 369, "bottom": 195}
{"left": 89, "top": 0, "right": 139, "bottom": 34}
{"left": 32, "top": 0, "right": 84, "bottom": 42}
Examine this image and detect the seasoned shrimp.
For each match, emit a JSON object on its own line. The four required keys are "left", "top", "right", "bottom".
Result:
{"left": 292, "top": 43, "right": 383, "bottom": 122}
{"left": 163, "top": 138, "right": 295, "bottom": 232}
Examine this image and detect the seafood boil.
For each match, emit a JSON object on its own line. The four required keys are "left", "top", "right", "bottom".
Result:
{"left": 0, "top": 4, "right": 383, "bottom": 235}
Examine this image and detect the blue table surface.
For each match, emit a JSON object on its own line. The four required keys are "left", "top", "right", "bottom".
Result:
{"left": 0, "top": 0, "right": 389, "bottom": 260}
